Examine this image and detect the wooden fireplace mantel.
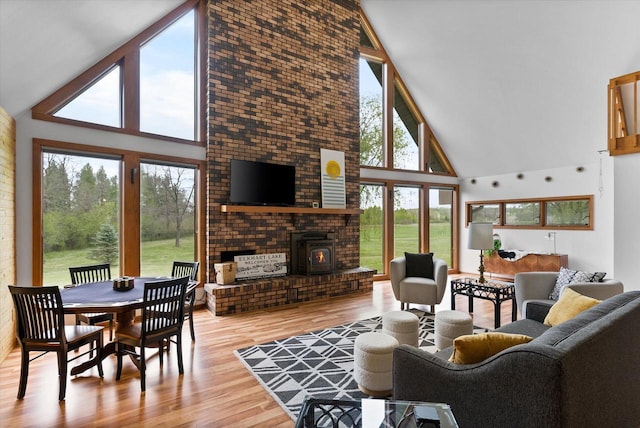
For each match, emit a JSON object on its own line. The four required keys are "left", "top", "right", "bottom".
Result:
{"left": 220, "top": 205, "right": 361, "bottom": 215}
{"left": 220, "top": 205, "right": 361, "bottom": 225}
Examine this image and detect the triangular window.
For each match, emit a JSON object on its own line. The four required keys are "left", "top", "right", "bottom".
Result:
{"left": 33, "top": 1, "right": 203, "bottom": 144}
{"left": 54, "top": 65, "right": 121, "bottom": 128}
{"left": 359, "top": 12, "right": 454, "bottom": 176}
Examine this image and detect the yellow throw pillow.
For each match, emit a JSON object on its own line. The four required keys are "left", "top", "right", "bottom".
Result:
{"left": 448, "top": 332, "right": 533, "bottom": 364}
{"left": 544, "top": 287, "right": 601, "bottom": 326}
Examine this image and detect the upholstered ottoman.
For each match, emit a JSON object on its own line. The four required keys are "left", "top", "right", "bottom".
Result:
{"left": 353, "top": 332, "right": 399, "bottom": 397}
{"left": 434, "top": 310, "right": 473, "bottom": 350}
{"left": 382, "top": 310, "right": 420, "bottom": 347}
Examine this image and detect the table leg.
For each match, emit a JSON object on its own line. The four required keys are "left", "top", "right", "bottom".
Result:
{"left": 468, "top": 295, "right": 474, "bottom": 313}
{"left": 512, "top": 298, "right": 517, "bottom": 321}
{"left": 494, "top": 301, "right": 501, "bottom": 329}
{"left": 451, "top": 284, "right": 456, "bottom": 310}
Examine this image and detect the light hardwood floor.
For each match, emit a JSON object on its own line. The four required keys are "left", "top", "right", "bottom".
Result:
{"left": 0, "top": 277, "right": 516, "bottom": 427}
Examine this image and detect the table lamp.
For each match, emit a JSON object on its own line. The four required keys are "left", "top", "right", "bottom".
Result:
{"left": 468, "top": 222, "right": 493, "bottom": 283}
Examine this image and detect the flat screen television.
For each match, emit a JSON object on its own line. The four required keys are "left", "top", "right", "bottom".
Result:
{"left": 230, "top": 159, "right": 296, "bottom": 206}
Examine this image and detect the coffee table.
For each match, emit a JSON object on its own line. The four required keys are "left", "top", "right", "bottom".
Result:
{"left": 295, "top": 397, "right": 458, "bottom": 428}
{"left": 450, "top": 277, "right": 516, "bottom": 328}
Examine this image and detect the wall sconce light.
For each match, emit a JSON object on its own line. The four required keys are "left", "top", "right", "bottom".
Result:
{"left": 546, "top": 232, "right": 557, "bottom": 254}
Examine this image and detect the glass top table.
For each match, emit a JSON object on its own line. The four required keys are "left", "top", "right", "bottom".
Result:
{"left": 450, "top": 277, "right": 516, "bottom": 328}
{"left": 295, "top": 397, "right": 458, "bottom": 428}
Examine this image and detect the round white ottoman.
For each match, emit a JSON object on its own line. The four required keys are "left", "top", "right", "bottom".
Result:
{"left": 353, "top": 332, "right": 399, "bottom": 397}
{"left": 382, "top": 310, "right": 420, "bottom": 347}
{"left": 434, "top": 310, "right": 473, "bottom": 350}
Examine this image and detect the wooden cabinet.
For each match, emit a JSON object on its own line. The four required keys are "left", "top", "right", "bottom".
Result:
{"left": 484, "top": 252, "right": 568, "bottom": 277}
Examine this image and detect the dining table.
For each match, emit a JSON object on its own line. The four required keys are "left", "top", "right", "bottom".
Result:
{"left": 61, "top": 276, "right": 197, "bottom": 375}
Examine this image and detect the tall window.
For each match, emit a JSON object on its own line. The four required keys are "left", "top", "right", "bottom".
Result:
{"left": 393, "top": 80, "right": 419, "bottom": 171}
{"left": 429, "top": 188, "right": 454, "bottom": 266}
{"left": 35, "top": 141, "right": 203, "bottom": 286}
{"left": 140, "top": 163, "right": 196, "bottom": 276}
{"left": 359, "top": 58, "right": 383, "bottom": 167}
{"left": 42, "top": 152, "right": 120, "bottom": 285}
{"left": 360, "top": 184, "right": 384, "bottom": 273}
{"left": 393, "top": 186, "right": 420, "bottom": 257}
{"left": 140, "top": 10, "right": 196, "bottom": 140}
{"left": 359, "top": 13, "right": 458, "bottom": 277}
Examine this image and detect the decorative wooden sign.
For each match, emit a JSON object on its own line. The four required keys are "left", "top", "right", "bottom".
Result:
{"left": 235, "top": 253, "right": 287, "bottom": 280}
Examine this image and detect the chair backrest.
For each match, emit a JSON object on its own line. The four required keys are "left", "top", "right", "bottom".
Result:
{"left": 9, "top": 285, "right": 66, "bottom": 344}
{"left": 69, "top": 263, "right": 111, "bottom": 285}
{"left": 141, "top": 276, "right": 189, "bottom": 342}
{"left": 171, "top": 261, "right": 199, "bottom": 281}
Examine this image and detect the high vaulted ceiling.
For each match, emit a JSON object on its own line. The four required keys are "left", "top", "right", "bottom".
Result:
{"left": 1, "top": 0, "right": 639, "bottom": 178}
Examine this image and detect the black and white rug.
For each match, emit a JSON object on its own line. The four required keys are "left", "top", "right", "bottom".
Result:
{"left": 234, "top": 311, "right": 483, "bottom": 420}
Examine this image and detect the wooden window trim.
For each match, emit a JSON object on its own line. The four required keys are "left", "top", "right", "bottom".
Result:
{"left": 361, "top": 178, "right": 459, "bottom": 277}
{"left": 32, "top": 138, "right": 206, "bottom": 285}
{"left": 465, "top": 195, "right": 594, "bottom": 230}
{"left": 31, "top": 0, "right": 206, "bottom": 146}
{"left": 359, "top": 9, "right": 455, "bottom": 177}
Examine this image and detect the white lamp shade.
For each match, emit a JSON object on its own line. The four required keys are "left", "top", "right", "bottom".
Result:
{"left": 468, "top": 222, "right": 493, "bottom": 250}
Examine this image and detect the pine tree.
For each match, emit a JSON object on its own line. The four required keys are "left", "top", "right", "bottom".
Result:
{"left": 89, "top": 224, "right": 118, "bottom": 264}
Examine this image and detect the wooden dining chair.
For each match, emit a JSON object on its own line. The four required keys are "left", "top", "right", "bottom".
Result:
{"left": 69, "top": 263, "right": 114, "bottom": 341}
{"left": 115, "top": 276, "right": 189, "bottom": 392}
{"left": 8, "top": 285, "right": 104, "bottom": 401}
{"left": 171, "top": 261, "right": 199, "bottom": 341}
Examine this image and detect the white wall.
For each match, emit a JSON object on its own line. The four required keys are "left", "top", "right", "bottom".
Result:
{"left": 14, "top": 115, "right": 205, "bottom": 284}
{"left": 613, "top": 153, "right": 640, "bottom": 291}
{"left": 460, "top": 158, "right": 616, "bottom": 278}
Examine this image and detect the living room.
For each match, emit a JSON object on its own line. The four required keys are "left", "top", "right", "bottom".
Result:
{"left": 1, "top": 0, "right": 639, "bottom": 426}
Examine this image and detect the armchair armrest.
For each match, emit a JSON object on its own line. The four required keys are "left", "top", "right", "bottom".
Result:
{"left": 523, "top": 300, "right": 553, "bottom": 323}
{"left": 514, "top": 272, "right": 558, "bottom": 314}
{"left": 433, "top": 257, "right": 448, "bottom": 302}
{"left": 389, "top": 257, "right": 406, "bottom": 299}
{"left": 566, "top": 279, "right": 623, "bottom": 300}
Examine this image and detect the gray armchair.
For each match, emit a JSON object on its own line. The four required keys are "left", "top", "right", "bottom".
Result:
{"left": 390, "top": 256, "right": 448, "bottom": 313}
{"left": 514, "top": 271, "right": 624, "bottom": 318}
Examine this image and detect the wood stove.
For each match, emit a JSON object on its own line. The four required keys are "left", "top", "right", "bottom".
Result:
{"left": 291, "top": 232, "right": 336, "bottom": 275}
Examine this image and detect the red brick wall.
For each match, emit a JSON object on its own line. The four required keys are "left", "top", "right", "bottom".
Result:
{"left": 206, "top": 0, "right": 362, "bottom": 279}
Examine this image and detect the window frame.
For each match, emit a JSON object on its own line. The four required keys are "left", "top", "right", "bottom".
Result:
{"left": 32, "top": 138, "right": 206, "bottom": 285}
{"left": 31, "top": 0, "right": 207, "bottom": 146}
{"left": 465, "top": 195, "right": 594, "bottom": 230}
{"left": 359, "top": 12, "right": 454, "bottom": 177}
{"left": 360, "top": 177, "right": 459, "bottom": 278}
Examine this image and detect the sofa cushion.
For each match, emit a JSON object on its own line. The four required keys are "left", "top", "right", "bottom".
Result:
{"left": 544, "top": 288, "right": 601, "bottom": 326}
{"left": 496, "top": 318, "right": 550, "bottom": 337}
{"left": 448, "top": 332, "right": 533, "bottom": 364}
{"left": 549, "top": 267, "right": 606, "bottom": 300}
{"left": 404, "top": 252, "right": 434, "bottom": 279}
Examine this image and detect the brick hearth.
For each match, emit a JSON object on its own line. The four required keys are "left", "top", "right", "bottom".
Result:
{"left": 204, "top": 268, "right": 374, "bottom": 315}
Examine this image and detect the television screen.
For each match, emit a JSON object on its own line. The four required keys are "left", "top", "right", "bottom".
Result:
{"left": 230, "top": 160, "right": 296, "bottom": 206}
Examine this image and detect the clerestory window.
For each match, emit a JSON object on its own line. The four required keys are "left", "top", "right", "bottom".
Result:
{"left": 32, "top": 0, "right": 204, "bottom": 144}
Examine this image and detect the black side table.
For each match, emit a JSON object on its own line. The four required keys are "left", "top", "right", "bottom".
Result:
{"left": 450, "top": 277, "right": 517, "bottom": 328}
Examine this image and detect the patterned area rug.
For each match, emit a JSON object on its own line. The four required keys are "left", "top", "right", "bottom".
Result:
{"left": 234, "top": 311, "right": 483, "bottom": 420}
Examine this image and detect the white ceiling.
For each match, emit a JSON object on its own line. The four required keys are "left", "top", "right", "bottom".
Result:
{"left": 1, "top": 0, "right": 639, "bottom": 178}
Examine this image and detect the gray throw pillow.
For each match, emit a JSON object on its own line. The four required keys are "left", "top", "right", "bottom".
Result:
{"left": 549, "top": 267, "right": 607, "bottom": 300}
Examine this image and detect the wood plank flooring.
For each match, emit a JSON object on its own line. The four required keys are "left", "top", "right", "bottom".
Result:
{"left": 0, "top": 277, "right": 517, "bottom": 427}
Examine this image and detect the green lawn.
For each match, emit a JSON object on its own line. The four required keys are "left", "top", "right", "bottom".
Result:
{"left": 360, "top": 223, "right": 452, "bottom": 273}
{"left": 43, "top": 236, "right": 195, "bottom": 286}
{"left": 44, "top": 226, "right": 450, "bottom": 285}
